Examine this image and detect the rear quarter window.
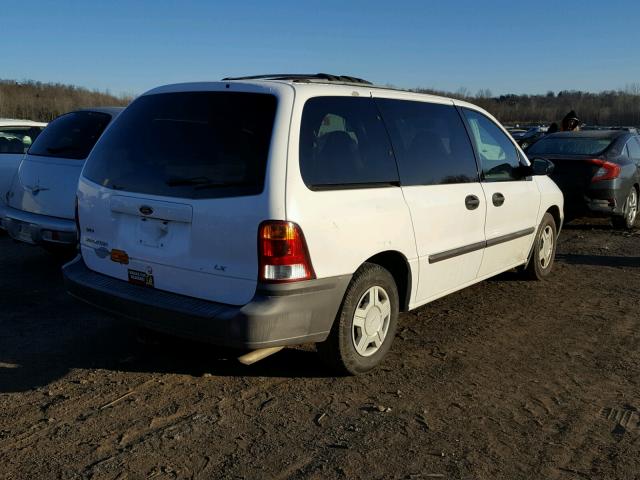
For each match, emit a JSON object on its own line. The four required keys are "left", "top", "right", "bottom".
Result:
{"left": 29, "top": 111, "right": 112, "bottom": 160}
{"left": 299, "top": 96, "right": 398, "bottom": 189}
{"left": 83, "top": 92, "right": 278, "bottom": 199}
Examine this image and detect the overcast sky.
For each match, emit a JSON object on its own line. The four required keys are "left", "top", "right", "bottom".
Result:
{"left": 4, "top": 0, "right": 639, "bottom": 96}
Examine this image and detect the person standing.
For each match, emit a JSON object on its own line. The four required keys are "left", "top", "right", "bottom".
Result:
{"left": 561, "top": 110, "right": 580, "bottom": 131}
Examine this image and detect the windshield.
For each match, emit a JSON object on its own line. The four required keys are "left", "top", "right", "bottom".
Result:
{"left": 83, "top": 91, "right": 278, "bottom": 199}
{"left": 0, "top": 126, "right": 45, "bottom": 154}
{"left": 28, "top": 111, "right": 113, "bottom": 160}
{"left": 528, "top": 136, "right": 615, "bottom": 156}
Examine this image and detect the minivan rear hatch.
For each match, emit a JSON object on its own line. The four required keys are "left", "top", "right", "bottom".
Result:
{"left": 79, "top": 89, "right": 280, "bottom": 306}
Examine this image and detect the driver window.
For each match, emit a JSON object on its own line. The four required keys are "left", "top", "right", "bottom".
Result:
{"left": 463, "top": 109, "right": 522, "bottom": 182}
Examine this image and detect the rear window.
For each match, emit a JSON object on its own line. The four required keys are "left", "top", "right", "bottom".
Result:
{"left": 528, "top": 136, "right": 615, "bottom": 156}
{"left": 0, "top": 126, "right": 45, "bottom": 154}
{"left": 83, "top": 92, "right": 277, "bottom": 199}
{"left": 29, "top": 111, "right": 112, "bottom": 160}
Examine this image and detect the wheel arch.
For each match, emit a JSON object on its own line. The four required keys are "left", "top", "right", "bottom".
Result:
{"left": 545, "top": 205, "right": 562, "bottom": 234}
{"left": 525, "top": 206, "right": 561, "bottom": 268}
{"left": 364, "top": 250, "right": 412, "bottom": 312}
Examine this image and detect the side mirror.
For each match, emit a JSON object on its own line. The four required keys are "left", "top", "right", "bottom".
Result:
{"left": 531, "top": 158, "right": 555, "bottom": 175}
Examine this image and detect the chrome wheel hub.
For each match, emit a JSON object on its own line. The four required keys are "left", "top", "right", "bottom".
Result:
{"left": 539, "top": 225, "right": 554, "bottom": 268}
{"left": 352, "top": 286, "right": 391, "bottom": 357}
{"left": 627, "top": 189, "right": 638, "bottom": 226}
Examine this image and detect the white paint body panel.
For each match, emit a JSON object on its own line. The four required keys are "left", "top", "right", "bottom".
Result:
{"left": 403, "top": 183, "right": 486, "bottom": 304}
{"left": 478, "top": 180, "right": 539, "bottom": 278}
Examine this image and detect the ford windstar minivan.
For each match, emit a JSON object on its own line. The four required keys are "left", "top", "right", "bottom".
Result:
{"left": 63, "top": 74, "right": 564, "bottom": 374}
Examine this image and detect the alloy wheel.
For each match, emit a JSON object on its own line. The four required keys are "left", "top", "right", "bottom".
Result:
{"left": 539, "top": 225, "right": 554, "bottom": 269}
{"left": 351, "top": 286, "right": 391, "bottom": 357}
{"left": 626, "top": 188, "right": 638, "bottom": 227}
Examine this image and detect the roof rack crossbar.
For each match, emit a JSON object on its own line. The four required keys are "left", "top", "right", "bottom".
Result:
{"left": 221, "top": 73, "right": 372, "bottom": 85}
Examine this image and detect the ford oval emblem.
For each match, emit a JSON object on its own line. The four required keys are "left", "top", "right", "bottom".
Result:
{"left": 139, "top": 205, "right": 154, "bottom": 216}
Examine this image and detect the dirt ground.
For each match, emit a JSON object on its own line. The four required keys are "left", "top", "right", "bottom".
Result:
{"left": 0, "top": 219, "right": 639, "bottom": 480}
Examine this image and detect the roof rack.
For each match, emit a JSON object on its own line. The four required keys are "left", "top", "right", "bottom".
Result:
{"left": 221, "top": 73, "right": 373, "bottom": 86}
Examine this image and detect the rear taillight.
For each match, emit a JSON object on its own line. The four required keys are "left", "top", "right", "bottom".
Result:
{"left": 587, "top": 159, "right": 621, "bottom": 183}
{"left": 258, "top": 221, "right": 315, "bottom": 283}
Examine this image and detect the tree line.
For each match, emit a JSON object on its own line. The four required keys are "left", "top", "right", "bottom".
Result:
{"left": 2, "top": 78, "right": 640, "bottom": 127}
{"left": 0, "top": 80, "right": 130, "bottom": 122}
{"left": 414, "top": 85, "right": 640, "bottom": 127}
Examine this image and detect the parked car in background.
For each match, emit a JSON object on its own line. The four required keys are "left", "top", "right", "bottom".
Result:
{"left": 517, "top": 126, "right": 548, "bottom": 150}
{"left": 0, "top": 119, "right": 47, "bottom": 227}
{"left": 506, "top": 126, "right": 528, "bottom": 138}
{"left": 582, "top": 126, "right": 639, "bottom": 134}
{"left": 1, "top": 108, "right": 122, "bottom": 251}
{"left": 527, "top": 130, "right": 640, "bottom": 229}
{"left": 63, "top": 74, "right": 563, "bottom": 374}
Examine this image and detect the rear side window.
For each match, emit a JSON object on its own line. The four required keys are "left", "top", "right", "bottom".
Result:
{"left": 375, "top": 99, "right": 478, "bottom": 185}
{"left": 83, "top": 92, "right": 277, "bottom": 199}
{"left": 0, "top": 126, "right": 45, "bottom": 154}
{"left": 462, "top": 109, "right": 521, "bottom": 182}
{"left": 627, "top": 137, "right": 640, "bottom": 162}
{"left": 528, "top": 136, "right": 615, "bottom": 156}
{"left": 299, "top": 96, "right": 398, "bottom": 189}
{"left": 29, "top": 111, "right": 112, "bottom": 160}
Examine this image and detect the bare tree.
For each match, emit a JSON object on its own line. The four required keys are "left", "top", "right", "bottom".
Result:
{"left": 0, "top": 79, "right": 131, "bottom": 121}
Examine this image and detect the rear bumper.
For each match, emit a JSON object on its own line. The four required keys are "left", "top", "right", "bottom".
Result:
{"left": 560, "top": 185, "right": 625, "bottom": 219}
{"left": 63, "top": 256, "right": 351, "bottom": 349}
{"left": 1, "top": 205, "right": 77, "bottom": 245}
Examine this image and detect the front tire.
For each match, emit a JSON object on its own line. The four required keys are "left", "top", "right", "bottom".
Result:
{"left": 317, "top": 263, "right": 399, "bottom": 375}
{"left": 522, "top": 212, "right": 557, "bottom": 280}
{"left": 612, "top": 187, "right": 638, "bottom": 230}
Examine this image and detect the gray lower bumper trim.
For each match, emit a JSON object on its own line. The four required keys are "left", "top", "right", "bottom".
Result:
{"left": 63, "top": 257, "right": 351, "bottom": 349}
{"left": 2, "top": 205, "right": 76, "bottom": 245}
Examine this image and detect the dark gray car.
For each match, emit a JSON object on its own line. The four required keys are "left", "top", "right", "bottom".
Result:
{"left": 527, "top": 130, "right": 640, "bottom": 229}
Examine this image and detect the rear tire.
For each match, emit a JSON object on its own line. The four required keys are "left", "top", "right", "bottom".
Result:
{"left": 522, "top": 212, "right": 557, "bottom": 281}
{"left": 317, "top": 263, "right": 399, "bottom": 375}
{"left": 612, "top": 187, "right": 638, "bottom": 230}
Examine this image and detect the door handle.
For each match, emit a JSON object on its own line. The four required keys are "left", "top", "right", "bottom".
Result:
{"left": 492, "top": 193, "right": 505, "bottom": 207}
{"left": 465, "top": 195, "right": 480, "bottom": 210}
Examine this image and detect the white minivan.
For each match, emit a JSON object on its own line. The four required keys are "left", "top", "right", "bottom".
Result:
{"left": 63, "top": 74, "right": 563, "bottom": 374}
